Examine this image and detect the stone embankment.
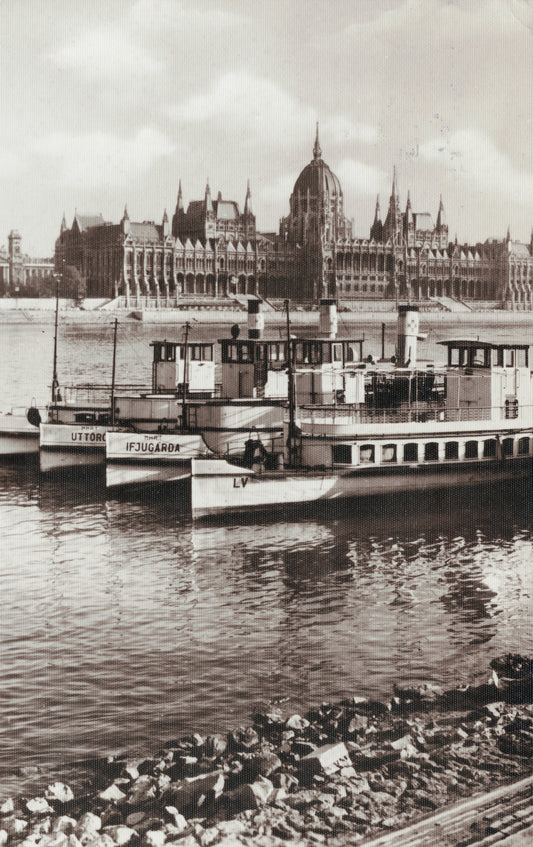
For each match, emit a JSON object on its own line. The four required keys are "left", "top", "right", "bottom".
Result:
{"left": 2, "top": 656, "right": 532, "bottom": 847}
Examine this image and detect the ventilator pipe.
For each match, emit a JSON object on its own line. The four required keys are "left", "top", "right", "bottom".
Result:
{"left": 396, "top": 305, "right": 419, "bottom": 368}
{"left": 247, "top": 298, "right": 264, "bottom": 339}
{"left": 319, "top": 298, "right": 338, "bottom": 338}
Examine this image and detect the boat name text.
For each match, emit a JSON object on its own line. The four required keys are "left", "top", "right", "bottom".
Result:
{"left": 126, "top": 441, "right": 181, "bottom": 453}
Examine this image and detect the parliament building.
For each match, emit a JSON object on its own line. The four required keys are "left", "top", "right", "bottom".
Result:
{"left": 55, "top": 128, "right": 533, "bottom": 309}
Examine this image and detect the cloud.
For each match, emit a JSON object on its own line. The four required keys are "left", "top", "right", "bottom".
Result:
{"left": 169, "top": 71, "right": 379, "bottom": 152}
{"left": 0, "top": 148, "right": 25, "bottom": 179}
{"left": 419, "top": 129, "right": 533, "bottom": 201}
{"left": 31, "top": 128, "right": 176, "bottom": 189}
{"left": 50, "top": 26, "right": 160, "bottom": 79}
{"left": 131, "top": 0, "right": 243, "bottom": 31}
{"left": 336, "top": 159, "right": 388, "bottom": 197}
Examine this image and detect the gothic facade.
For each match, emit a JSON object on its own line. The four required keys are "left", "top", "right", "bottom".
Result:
{"left": 55, "top": 128, "right": 533, "bottom": 308}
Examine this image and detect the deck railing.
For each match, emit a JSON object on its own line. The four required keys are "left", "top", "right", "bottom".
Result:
{"left": 297, "top": 403, "right": 529, "bottom": 429}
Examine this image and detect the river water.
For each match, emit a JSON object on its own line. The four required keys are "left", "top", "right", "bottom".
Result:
{"left": 0, "top": 315, "right": 532, "bottom": 798}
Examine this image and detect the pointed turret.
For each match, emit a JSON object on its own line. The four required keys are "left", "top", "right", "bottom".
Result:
{"left": 313, "top": 122, "right": 322, "bottom": 160}
{"left": 383, "top": 167, "right": 402, "bottom": 245}
{"left": 176, "top": 180, "right": 184, "bottom": 212}
{"left": 162, "top": 208, "right": 169, "bottom": 237}
{"left": 244, "top": 179, "right": 253, "bottom": 216}
{"left": 436, "top": 195, "right": 446, "bottom": 229}
{"left": 405, "top": 190, "right": 414, "bottom": 223}
{"left": 370, "top": 195, "right": 383, "bottom": 242}
{"left": 506, "top": 224, "right": 511, "bottom": 243}
{"left": 205, "top": 179, "right": 213, "bottom": 212}
{"left": 172, "top": 181, "right": 184, "bottom": 238}
{"left": 60, "top": 212, "right": 67, "bottom": 234}
{"left": 121, "top": 204, "right": 130, "bottom": 235}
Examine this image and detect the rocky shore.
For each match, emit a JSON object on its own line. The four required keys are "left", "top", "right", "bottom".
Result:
{"left": 2, "top": 655, "right": 532, "bottom": 847}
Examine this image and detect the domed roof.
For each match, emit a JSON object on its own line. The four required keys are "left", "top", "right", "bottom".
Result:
{"left": 292, "top": 125, "right": 342, "bottom": 198}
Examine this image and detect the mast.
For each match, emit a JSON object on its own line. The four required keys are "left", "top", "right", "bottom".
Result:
{"left": 181, "top": 321, "right": 190, "bottom": 432}
{"left": 110, "top": 318, "right": 118, "bottom": 426}
{"left": 51, "top": 280, "right": 59, "bottom": 403}
{"left": 285, "top": 299, "right": 296, "bottom": 467}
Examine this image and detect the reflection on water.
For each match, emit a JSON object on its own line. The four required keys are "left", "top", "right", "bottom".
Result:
{"left": 0, "top": 321, "right": 533, "bottom": 797}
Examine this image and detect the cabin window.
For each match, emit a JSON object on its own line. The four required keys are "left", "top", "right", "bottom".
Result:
{"left": 483, "top": 439, "right": 497, "bottom": 458}
{"left": 517, "top": 349, "right": 528, "bottom": 367}
{"left": 424, "top": 442, "right": 439, "bottom": 461}
{"left": 256, "top": 344, "right": 266, "bottom": 361}
{"left": 518, "top": 437, "right": 530, "bottom": 455}
{"left": 202, "top": 345, "right": 213, "bottom": 361}
{"left": 403, "top": 443, "right": 418, "bottom": 462}
{"left": 75, "top": 413, "right": 97, "bottom": 423}
{"left": 332, "top": 444, "right": 352, "bottom": 464}
{"left": 359, "top": 444, "right": 375, "bottom": 463}
{"left": 504, "top": 349, "right": 515, "bottom": 367}
{"left": 382, "top": 444, "right": 397, "bottom": 463}
{"left": 240, "top": 343, "right": 252, "bottom": 363}
{"left": 445, "top": 441, "right": 459, "bottom": 460}
{"left": 227, "top": 343, "right": 238, "bottom": 363}
{"left": 502, "top": 438, "right": 514, "bottom": 457}
{"left": 333, "top": 344, "right": 342, "bottom": 362}
{"left": 505, "top": 399, "right": 519, "bottom": 419}
{"left": 471, "top": 347, "right": 489, "bottom": 368}
{"left": 465, "top": 440, "right": 478, "bottom": 459}
{"left": 345, "top": 343, "right": 361, "bottom": 363}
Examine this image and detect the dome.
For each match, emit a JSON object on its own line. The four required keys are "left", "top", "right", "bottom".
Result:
{"left": 292, "top": 126, "right": 342, "bottom": 199}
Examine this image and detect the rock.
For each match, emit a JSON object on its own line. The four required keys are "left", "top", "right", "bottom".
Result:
{"left": 203, "top": 735, "right": 227, "bottom": 759}
{"left": 162, "top": 772, "right": 224, "bottom": 815}
{"left": 75, "top": 813, "right": 102, "bottom": 839}
{"left": 162, "top": 807, "right": 187, "bottom": 832}
{"left": 121, "top": 766, "right": 140, "bottom": 782}
{"left": 216, "top": 820, "right": 246, "bottom": 836}
{"left": 126, "top": 777, "right": 156, "bottom": 806}
{"left": 285, "top": 715, "right": 309, "bottom": 732}
{"left": 228, "top": 727, "right": 260, "bottom": 751}
{"left": 25, "top": 797, "right": 54, "bottom": 815}
{"left": 83, "top": 836, "right": 114, "bottom": 847}
{"left": 249, "top": 776, "right": 274, "bottom": 804}
{"left": 143, "top": 832, "right": 166, "bottom": 847}
{"left": 101, "top": 827, "right": 136, "bottom": 845}
{"left": 0, "top": 800, "right": 14, "bottom": 816}
{"left": 0, "top": 833, "right": 6, "bottom": 847}
{"left": 221, "top": 784, "right": 258, "bottom": 815}
{"left": 300, "top": 742, "right": 352, "bottom": 776}
{"left": 52, "top": 817, "right": 77, "bottom": 834}
{"left": 125, "top": 813, "right": 145, "bottom": 827}
{"left": 45, "top": 784, "right": 75, "bottom": 804}
{"left": 98, "top": 784, "right": 127, "bottom": 802}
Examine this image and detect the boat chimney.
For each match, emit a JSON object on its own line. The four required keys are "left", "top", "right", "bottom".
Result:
{"left": 247, "top": 298, "right": 264, "bottom": 339}
{"left": 396, "top": 305, "right": 419, "bottom": 367}
{"left": 319, "top": 298, "right": 338, "bottom": 338}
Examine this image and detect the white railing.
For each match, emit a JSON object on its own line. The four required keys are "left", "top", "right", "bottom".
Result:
{"left": 297, "top": 403, "right": 532, "bottom": 428}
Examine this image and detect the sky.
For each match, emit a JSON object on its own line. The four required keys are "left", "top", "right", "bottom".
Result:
{"left": 0, "top": 0, "right": 532, "bottom": 257}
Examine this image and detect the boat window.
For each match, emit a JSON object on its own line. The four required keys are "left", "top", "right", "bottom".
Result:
{"left": 505, "top": 399, "right": 519, "bottom": 419}
{"left": 201, "top": 345, "right": 213, "bottom": 361}
{"left": 240, "top": 343, "right": 252, "bottom": 363}
{"left": 295, "top": 342, "right": 305, "bottom": 364}
{"left": 256, "top": 344, "right": 266, "bottom": 361}
{"left": 166, "top": 344, "right": 176, "bottom": 362}
{"left": 227, "top": 343, "right": 238, "bottom": 363}
{"left": 470, "top": 347, "right": 489, "bottom": 368}
{"left": 518, "top": 437, "right": 530, "bottom": 455}
{"left": 424, "top": 442, "right": 439, "bottom": 461}
{"left": 450, "top": 347, "right": 467, "bottom": 367}
{"left": 445, "top": 441, "right": 459, "bottom": 460}
{"left": 333, "top": 343, "right": 342, "bottom": 362}
{"left": 465, "top": 440, "right": 478, "bottom": 459}
{"left": 359, "top": 444, "right": 375, "bottom": 463}
{"left": 74, "top": 413, "right": 97, "bottom": 423}
{"left": 345, "top": 342, "right": 361, "bottom": 363}
{"left": 381, "top": 444, "right": 397, "bottom": 463}
{"left": 310, "top": 342, "right": 321, "bottom": 364}
{"left": 403, "top": 443, "right": 418, "bottom": 462}
{"left": 517, "top": 349, "right": 528, "bottom": 368}
{"left": 332, "top": 444, "right": 352, "bottom": 464}
{"left": 504, "top": 349, "right": 515, "bottom": 367}
{"left": 502, "top": 437, "right": 514, "bottom": 457}
{"left": 483, "top": 439, "right": 497, "bottom": 458}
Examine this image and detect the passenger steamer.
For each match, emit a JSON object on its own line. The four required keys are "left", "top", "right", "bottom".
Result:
{"left": 39, "top": 334, "right": 215, "bottom": 473}
{"left": 105, "top": 300, "right": 365, "bottom": 488}
{"left": 190, "top": 306, "right": 533, "bottom": 519}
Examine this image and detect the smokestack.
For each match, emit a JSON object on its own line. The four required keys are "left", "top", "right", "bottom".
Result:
{"left": 319, "top": 299, "right": 338, "bottom": 339}
{"left": 247, "top": 298, "right": 264, "bottom": 339}
{"left": 396, "top": 305, "right": 419, "bottom": 367}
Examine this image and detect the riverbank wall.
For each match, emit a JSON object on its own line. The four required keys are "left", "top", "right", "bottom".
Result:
{"left": 0, "top": 300, "right": 532, "bottom": 327}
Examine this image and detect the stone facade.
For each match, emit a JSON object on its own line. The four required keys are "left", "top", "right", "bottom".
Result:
{"left": 54, "top": 128, "right": 533, "bottom": 308}
{"left": 0, "top": 231, "right": 54, "bottom": 294}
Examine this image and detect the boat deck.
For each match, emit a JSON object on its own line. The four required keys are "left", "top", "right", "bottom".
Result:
{"left": 363, "top": 774, "right": 533, "bottom": 846}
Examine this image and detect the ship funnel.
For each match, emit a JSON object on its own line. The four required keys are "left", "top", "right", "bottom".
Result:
{"left": 319, "top": 298, "right": 338, "bottom": 338}
{"left": 247, "top": 298, "right": 264, "bottom": 339}
{"left": 396, "top": 305, "right": 419, "bottom": 367}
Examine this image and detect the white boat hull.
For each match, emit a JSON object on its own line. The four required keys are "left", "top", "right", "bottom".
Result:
{"left": 39, "top": 423, "right": 111, "bottom": 472}
{"left": 0, "top": 411, "right": 42, "bottom": 455}
{"left": 105, "top": 431, "right": 210, "bottom": 489}
{"left": 190, "top": 402, "right": 285, "bottom": 456}
{"left": 191, "top": 456, "right": 533, "bottom": 519}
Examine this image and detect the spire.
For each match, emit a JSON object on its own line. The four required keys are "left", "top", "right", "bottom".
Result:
{"left": 244, "top": 179, "right": 253, "bottom": 216}
{"left": 370, "top": 194, "right": 383, "bottom": 242}
{"left": 436, "top": 194, "right": 446, "bottom": 229}
{"left": 506, "top": 224, "right": 511, "bottom": 243}
{"left": 122, "top": 204, "right": 129, "bottom": 221}
{"left": 176, "top": 179, "right": 184, "bottom": 212}
{"left": 162, "top": 208, "right": 168, "bottom": 223}
{"left": 205, "top": 178, "right": 213, "bottom": 212}
{"left": 60, "top": 212, "right": 67, "bottom": 234}
{"left": 405, "top": 190, "right": 413, "bottom": 225}
{"left": 121, "top": 204, "right": 130, "bottom": 235}
{"left": 373, "top": 194, "right": 381, "bottom": 223}
{"left": 391, "top": 166, "right": 397, "bottom": 200}
{"left": 313, "top": 122, "right": 322, "bottom": 160}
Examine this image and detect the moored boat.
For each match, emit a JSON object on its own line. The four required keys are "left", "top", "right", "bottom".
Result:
{"left": 0, "top": 406, "right": 45, "bottom": 456}
{"left": 191, "top": 307, "right": 533, "bottom": 519}
{"left": 105, "top": 298, "right": 365, "bottom": 488}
